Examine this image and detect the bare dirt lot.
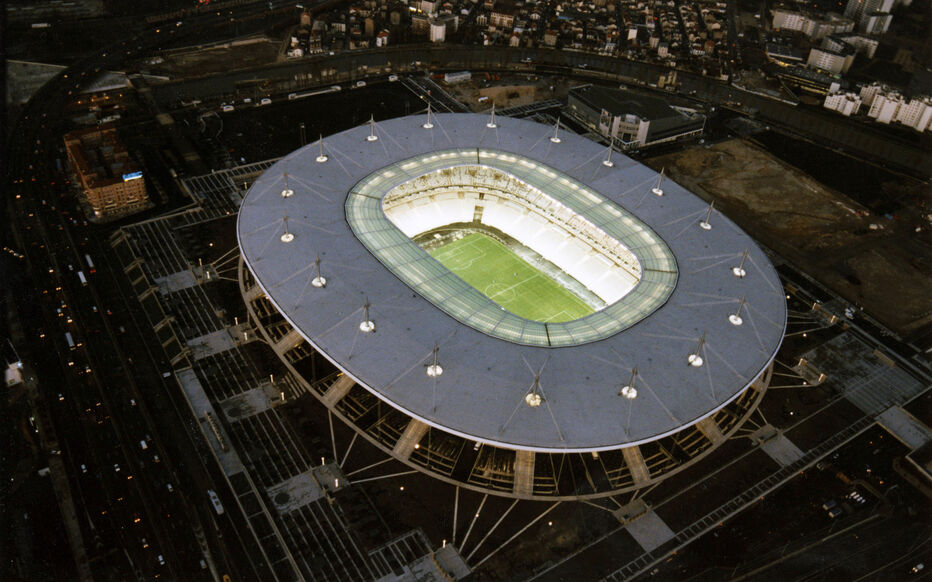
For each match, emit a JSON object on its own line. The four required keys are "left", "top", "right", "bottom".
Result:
{"left": 647, "top": 139, "right": 932, "bottom": 338}
{"left": 146, "top": 37, "right": 281, "bottom": 78}
{"left": 444, "top": 75, "right": 577, "bottom": 111}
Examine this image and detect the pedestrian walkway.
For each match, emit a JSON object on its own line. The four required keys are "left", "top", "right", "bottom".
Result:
{"left": 369, "top": 529, "right": 461, "bottom": 581}
{"left": 219, "top": 383, "right": 281, "bottom": 421}
{"left": 266, "top": 470, "right": 329, "bottom": 512}
{"left": 155, "top": 269, "right": 199, "bottom": 293}
{"left": 758, "top": 431, "right": 805, "bottom": 467}
{"left": 624, "top": 511, "right": 675, "bottom": 553}
{"left": 187, "top": 327, "right": 239, "bottom": 360}
{"left": 498, "top": 99, "right": 563, "bottom": 118}
{"left": 175, "top": 368, "right": 300, "bottom": 580}
{"left": 595, "top": 415, "right": 876, "bottom": 582}
{"left": 182, "top": 158, "right": 279, "bottom": 220}
{"left": 115, "top": 160, "right": 465, "bottom": 581}
{"left": 175, "top": 368, "right": 244, "bottom": 475}
{"left": 803, "top": 332, "right": 927, "bottom": 415}
{"left": 878, "top": 407, "right": 931, "bottom": 450}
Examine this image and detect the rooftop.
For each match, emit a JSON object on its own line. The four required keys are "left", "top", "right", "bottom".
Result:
{"left": 570, "top": 85, "right": 686, "bottom": 121}
{"left": 237, "top": 113, "right": 786, "bottom": 452}
{"left": 63, "top": 124, "right": 140, "bottom": 188}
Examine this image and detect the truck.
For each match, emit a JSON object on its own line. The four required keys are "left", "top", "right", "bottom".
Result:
{"left": 85, "top": 254, "right": 95, "bottom": 273}
{"left": 65, "top": 332, "right": 75, "bottom": 349}
{"left": 77, "top": 271, "right": 87, "bottom": 286}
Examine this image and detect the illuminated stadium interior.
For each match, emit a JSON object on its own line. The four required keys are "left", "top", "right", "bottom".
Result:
{"left": 427, "top": 233, "right": 597, "bottom": 323}
{"left": 346, "top": 149, "right": 679, "bottom": 346}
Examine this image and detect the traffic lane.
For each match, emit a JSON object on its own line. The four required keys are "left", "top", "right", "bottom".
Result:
{"left": 3, "top": 16, "right": 240, "bottom": 578}
{"left": 46, "top": 372, "right": 132, "bottom": 559}
{"left": 46, "top": 321, "right": 156, "bottom": 575}
{"left": 739, "top": 515, "right": 928, "bottom": 582}
{"left": 44, "top": 174, "right": 211, "bottom": 578}
{"left": 76, "top": 259, "right": 214, "bottom": 578}
{"left": 84, "top": 233, "right": 245, "bottom": 580}
{"left": 14, "top": 188, "right": 187, "bottom": 577}
{"left": 42, "top": 261, "right": 169, "bottom": 577}
{"left": 83, "top": 220, "right": 277, "bottom": 578}
{"left": 65, "top": 275, "right": 196, "bottom": 578}
{"left": 11, "top": 150, "right": 182, "bottom": 581}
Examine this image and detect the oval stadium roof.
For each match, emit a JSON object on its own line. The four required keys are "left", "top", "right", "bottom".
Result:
{"left": 237, "top": 113, "right": 786, "bottom": 453}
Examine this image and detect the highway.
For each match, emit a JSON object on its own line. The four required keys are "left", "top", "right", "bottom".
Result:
{"left": 3, "top": 2, "right": 304, "bottom": 579}
{"left": 8, "top": 107, "right": 212, "bottom": 580}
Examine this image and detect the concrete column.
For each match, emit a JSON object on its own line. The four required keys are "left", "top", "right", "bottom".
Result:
{"left": 123, "top": 256, "right": 145, "bottom": 274}
{"left": 622, "top": 446, "right": 650, "bottom": 487}
{"left": 273, "top": 327, "right": 304, "bottom": 355}
{"left": 751, "top": 362, "right": 774, "bottom": 391}
{"left": 513, "top": 450, "right": 535, "bottom": 497}
{"left": 243, "top": 284, "right": 265, "bottom": 302}
{"left": 696, "top": 417, "right": 725, "bottom": 445}
{"left": 137, "top": 284, "right": 161, "bottom": 303}
{"left": 321, "top": 374, "right": 355, "bottom": 407}
{"left": 392, "top": 419, "right": 429, "bottom": 460}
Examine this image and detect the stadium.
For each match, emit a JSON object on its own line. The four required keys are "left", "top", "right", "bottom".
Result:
{"left": 236, "top": 113, "right": 786, "bottom": 500}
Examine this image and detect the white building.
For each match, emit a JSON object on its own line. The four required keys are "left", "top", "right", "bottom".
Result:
{"left": 844, "top": 0, "right": 896, "bottom": 33}
{"left": 567, "top": 85, "right": 705, "bottom": 149}
{"left": 772, "top": 9, "right": 854, "bottom": 40}
{"left": 823, "top": 91, "right": 862, "bottom": 116}
{"left": 417, "top": 0, "right": 439, "bottom": 14}
{"left": 895, "top": 97, "right": 932, "bottom": 131}
{"left": 833, "top": 33, "right": 879, "bottom": 58}
{"left": 868, "top": 92, "right": 904, "bottom": 124}
{"left": 843, "top": 0, "right": 895, "bottom": 21}
{"left": 859, "top": 12, "right": 892, "bottom": 34}
{"left": 862, "top": 87, "right": 932, "bottom": 131}
{"left": 811, "top": 13, "right": 857, "bottom": 39}
{"left": 427, "top": 13, "right": 458, "bottom": 43}
{"left": 429, "top": 20, "right": 446, "bottom": 42}
{"left": 772, "top": 8, "right": 806, "bottom": 31}
{"left": 823, "top": 33, "right": 878, "bottom": 59}
{"left": 859, "top": 82, "right": 886, "bottom": 106}
{"left": 807, "top": 46, "right": 855, "bottom": 75}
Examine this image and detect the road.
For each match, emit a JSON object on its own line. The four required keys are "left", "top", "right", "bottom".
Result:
{"left": 144, "top": 45, "right": 931, "bottom": 176}
{"left": 3, "top": 2, "right": 304, "bottom": 579}
{"left": 8, "top": 114, "right": 209, "bottom": 580}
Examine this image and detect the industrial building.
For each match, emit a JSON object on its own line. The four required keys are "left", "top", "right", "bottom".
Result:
{"left": 63, "top": 125, "right": 151, "bottom": 221}
{"left": 566, "top": 85, "right": 705, "bottom": 150}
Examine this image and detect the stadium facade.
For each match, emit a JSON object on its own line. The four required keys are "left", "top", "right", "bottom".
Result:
{"left": 236, "top": 113, "right": 786, "bottom": 500}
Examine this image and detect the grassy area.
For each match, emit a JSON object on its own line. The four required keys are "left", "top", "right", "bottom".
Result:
{"left": 429, "top": 233, "right": 593, "bottom": 322}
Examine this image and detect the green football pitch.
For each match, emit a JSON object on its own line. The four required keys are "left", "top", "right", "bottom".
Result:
{"left": 429, "top": 233, "right": 594, "bottom": 322}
